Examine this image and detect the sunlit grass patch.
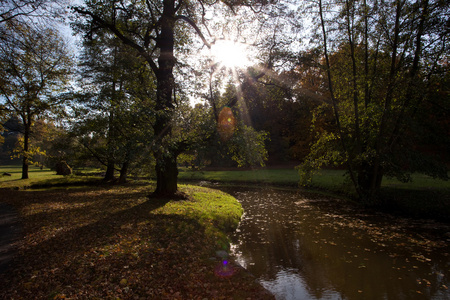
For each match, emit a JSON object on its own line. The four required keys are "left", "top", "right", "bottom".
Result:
{"left": 0, "top": 165, "right": 61, "bottom": 188}
{"left": 152, "top": 185, "right": 243, "bottom": 250}
{"left": 0, "top": 165, "right": 104, "bottom": 190}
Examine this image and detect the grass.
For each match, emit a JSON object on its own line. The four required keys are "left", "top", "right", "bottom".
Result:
{"left": 179, "top": 168, "right": 300, "bottom": 185}
{"left": 0, "top": 165, "right": 103, "bottom": 190}
{"left": 153, "top": 185, "right": 244, "bottom": 250}
{"left": 0, "top": 165, "right": 61, "bottom": 187}
{"left": 180, "top": 167, "right": 450, "bottom": 190}
{"left": 0, "top": 179, "right": 273, "bottom": 299}
{"left": 311, "top": 169, "right": 450, "bottom": 190}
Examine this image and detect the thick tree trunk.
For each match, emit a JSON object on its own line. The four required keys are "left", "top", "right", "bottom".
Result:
{"left": 119, "top": 160, "right": 129, "bottom": 184}
{"left": 153, "top": 155, "right": 178, "bottom": 197}
{"left": 104, "top": 160, "right": 115, "bottom": 181}
{"left": 21, "top": 155, "right": 29, "bottom": 179}
{"left": 151, "top": 0, "right": 178, "bottom": 197}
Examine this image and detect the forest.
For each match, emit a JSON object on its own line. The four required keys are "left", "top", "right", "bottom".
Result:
{"left": 1, "top": 0, "right": 449, "bottom": 203}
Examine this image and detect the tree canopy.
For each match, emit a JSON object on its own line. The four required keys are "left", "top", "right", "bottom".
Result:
{"left": 0, "top": 24, "right": 73, "bottom": 178}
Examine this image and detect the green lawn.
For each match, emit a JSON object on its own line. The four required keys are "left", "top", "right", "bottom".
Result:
{"left": 0, "top": 164, "right": 56, "bottom": 179}
{"left": 0, "top": 165, "right": 103, "bottom": 189}
{"left": 0, "top": 165, "right": 63, "bottom": 188}
{"left": 179, "top": 168, "right": 300, "bottom": 185}
{"left": 179, "top": 168, "right": 450, "bottom": 190}
{"left": 2, "top": 165, "right": 448, "bottom": 192}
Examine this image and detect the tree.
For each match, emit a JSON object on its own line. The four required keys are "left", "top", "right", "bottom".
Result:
{"left": 72, "top": 0, "right": 270, "bottom": 196}
{"left": 298, "top": 0, "right": 449, "bottom": 202}
{"left": 10, "top": 118, "right": 61, "bottom": 169}
{"left": 0, "top": 25, "right": 73, "bottom": 179}
{"left": 0, "top": 0, "right": 66, "bottom": 25}
{"left": 73, "top": 26, "right": 156, "bottom": 183}
{"left": 238, "top": 63, "right": 332, "bottom": 165}
{"left": 192, "top": 81, "right": 269, "bottom": 168}
{"left": 72, "top": 0, "right": 205, "bottom": 196}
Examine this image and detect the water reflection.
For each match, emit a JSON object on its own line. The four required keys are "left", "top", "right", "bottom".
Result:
{"left": 221, "top": 187, "right": 450, "bottom": 300}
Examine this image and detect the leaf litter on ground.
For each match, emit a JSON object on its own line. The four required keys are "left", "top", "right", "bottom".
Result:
{"left": 0, "top": 184, "right": 274, "bottom": 299}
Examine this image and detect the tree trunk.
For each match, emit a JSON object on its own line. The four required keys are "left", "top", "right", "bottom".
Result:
{"left": 104, "top": 159, "right": 115, "bottom": 181}
{"left": 153, "top": 155, "right": 178, "bottom": 197}
{"left": 388, "top": 0, "right": 428, "bottom": 148}
{"left": 104, "top": 77, "right": 117, "bottom": 182}
{"left": 345, "top": 0, "right": 361, "bottom": 151}
{"left": 21, "top": 118, "right": 31, "bottom": 179}
{"left": 363, "top": 0, "right": 369, "bottom": 108}
{"left": 151, "top": 0, "right": 178, "bottom": 197}
{"left": 21, "top": 154, "right": 29, "bottom": 179}
{"left": 371, "top": 0, "right": 403, "bottom": 195}
{"left": 119, "top": 160, "right": 129, "bottom": 184}
{"left": 318, "top": 0, "right": 360, "bottom": 199}
{"left": 358, "top": 162, "right": 383, "bottom": 202}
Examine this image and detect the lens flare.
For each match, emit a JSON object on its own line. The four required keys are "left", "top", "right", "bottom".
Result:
{"left": 214, "top": 259, "right": 235, "bottom": 277}
{"left": 217, "top": 106, "right": 236, "bottom": 141}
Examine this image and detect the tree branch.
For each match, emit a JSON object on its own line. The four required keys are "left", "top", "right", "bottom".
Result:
{"left": 81, "top": 141, "right": 109, "bottom": 167}
{"left": 72, "top": 6, "right": 159, "bottom": 74}
{"left": 175, "top": 15, "right": 211, "bottom": 48}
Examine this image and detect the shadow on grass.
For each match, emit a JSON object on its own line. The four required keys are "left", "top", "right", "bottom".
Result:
{"left": 0, "top": 187, "right": 224, "bottom": 298}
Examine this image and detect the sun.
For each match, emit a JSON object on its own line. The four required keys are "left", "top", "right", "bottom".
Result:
{"left": 210, "top": 39, "right": 251, "bottom": 69}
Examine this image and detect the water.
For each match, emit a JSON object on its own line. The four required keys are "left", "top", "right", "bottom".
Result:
{"left": 220, "top": 186, "right": 450, "bottom": 300}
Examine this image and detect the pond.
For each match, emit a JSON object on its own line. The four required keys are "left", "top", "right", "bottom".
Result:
{"left": 220, "top": 186, "right": 450, "bottom": 300}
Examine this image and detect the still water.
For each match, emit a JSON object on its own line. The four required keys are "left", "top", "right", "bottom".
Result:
{"left": 221, "top": 186, "right": 450, "bottom": 300}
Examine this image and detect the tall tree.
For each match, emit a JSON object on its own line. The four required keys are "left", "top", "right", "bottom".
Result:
{"left": 72, "top": 0, "right": 268, "bottom": 196}
{"left": 298, "top": 0, "right": 449, "bottom": 202}
{"left": 74, "top": 27, "right": 155, "bottom": 182}
{"left": 0, "top": 25, "right": 73, "bottom": 178}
